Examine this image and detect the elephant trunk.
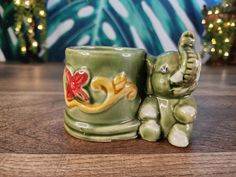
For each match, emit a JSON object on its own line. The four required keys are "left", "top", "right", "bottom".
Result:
{"left": 170, "top": 31, "right": 195, "bottom": 85}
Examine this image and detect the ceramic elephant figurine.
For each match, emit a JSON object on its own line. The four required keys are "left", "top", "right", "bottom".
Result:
{"left": 138, "top": 31, "right": 201, "bottom": 147}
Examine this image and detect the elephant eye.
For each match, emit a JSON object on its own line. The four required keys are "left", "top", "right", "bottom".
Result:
{"left": 160, "top": 65, "right": 168, "bottom": 73}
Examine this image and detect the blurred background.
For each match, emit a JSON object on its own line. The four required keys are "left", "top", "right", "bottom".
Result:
{"left": 0, "top": 0, "right": 235, "bottom": 65}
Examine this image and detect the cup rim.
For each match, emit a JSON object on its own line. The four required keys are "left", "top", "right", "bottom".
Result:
{"left": 66, "top": 46, "right": 145, "bottom": 53}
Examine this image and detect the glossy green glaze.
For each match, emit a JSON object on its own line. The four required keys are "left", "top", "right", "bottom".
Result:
{"left": 64, "top": 32, "right": 201, "bottom": 146}
{"left": 138, "top": 32, "right": 201, "bottom": 147}
{"left": 64, "top": 46, "right": 146, "bottom": 142}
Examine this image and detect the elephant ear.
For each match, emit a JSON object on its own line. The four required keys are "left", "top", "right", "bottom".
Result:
{"left": 146, "top": 56, "right": 155, "bottom": 95}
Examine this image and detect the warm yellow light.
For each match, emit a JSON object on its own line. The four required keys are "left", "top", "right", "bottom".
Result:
{"left": 208, "top": 10, "right": 213, "bottom": 15}
{"left": 24, "top": 0, "right": 31, "bottom": 7}
{"left": 203, "top": 47, "right": 208, "bottom": 52}
{"left": 39, "top": 10, "right": 45, "bottom": 16}
{"left": 211, "top": 48, "right": 215, "bottom": 52}
{"left": 21, "top": 46, "right": 27, "bottom": 53}
{"left": 224, "top": 52, "right": 229, "bottom": 57}
{"left": 37, "top": 24, "right": 43, "bottom": 30}
{"left": 231, "top": 22, "right": 235, "bottom": 27}
{"left": 32, "top": 41, "right": 38, "bottom": 47}
{"left": 215, "top": 9, "right": 219, "bottom": 14}
{"left": 211, "top": 38, "right": 216, "bottom": 44}
{"left": 28, "top": 28, "right": 33, "bottom": 33}
{"left": 14, "top": 0, "right": 20, "bottom": 6}
{"left": 209, "top": 23, "right": 214, "bottom": 28}
{"left": 217, "top": 27, "right": 222, "bottom": 31}
{"left": 218, "top": 49, "right": 222, "bottom": 54}
{"left": 27, "top": 17, "right": 32, "bottom": 23}
{"left": 224, "top": 38, "right": 230, "bottom": 43}
{"left": 15, "top": 27, "right": 20, "bottom": 32}
{"left": 202, "top": 19, "right": 206, "bottom": 24}
{"left": 227, "top": 22, "right": 231, "bottom": 26}
{"left": 219, "top": 30, "right": 223, "bottom": 34}
{"left": 217, "top": 19, "right": 222, "bottom": 23}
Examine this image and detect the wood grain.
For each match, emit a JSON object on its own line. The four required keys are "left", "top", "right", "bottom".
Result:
{"left": 1, "top": 152, "right": 236, "bottom": 177}
{"left": 0, "top": 64, "right": 236, "bottom": 154}
{"left": 0, "top": 63, "right": 236, "bottom": 176}
{"left": 0, "top": 64, "right": 63, "bottom": 92}
{"left": 0, "top": 93, "right": 236, "bottom": 154}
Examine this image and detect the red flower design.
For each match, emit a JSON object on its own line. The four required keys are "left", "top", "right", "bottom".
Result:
{"left": 65, "top": 66, "right": 90, "bottom": 102}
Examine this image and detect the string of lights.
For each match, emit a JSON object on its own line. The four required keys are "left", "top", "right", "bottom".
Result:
{"left": 202, "top": 0, "right": 236, "bottom": 60}
{"left": 13, "top": 0, "right": 46, "bottom": 61}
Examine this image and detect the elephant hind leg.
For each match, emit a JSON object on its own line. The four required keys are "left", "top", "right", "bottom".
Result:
{"left": 167, "top": 123, "right": 193, "bottom": 147}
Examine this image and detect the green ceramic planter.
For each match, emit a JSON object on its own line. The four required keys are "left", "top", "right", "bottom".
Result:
{"left": 63, "top": 31, "right": 201, "bottom": 146}
{"left": 63, "top": 46, "right": 146, "bottom": 142}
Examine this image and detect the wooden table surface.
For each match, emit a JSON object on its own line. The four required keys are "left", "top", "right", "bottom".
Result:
{"left": 0, "top": 63, "right": 236, "bottom": 176}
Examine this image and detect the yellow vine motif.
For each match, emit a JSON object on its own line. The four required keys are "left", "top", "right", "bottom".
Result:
{"left": 64, "top": 72, "right": 138, "bottom": 113}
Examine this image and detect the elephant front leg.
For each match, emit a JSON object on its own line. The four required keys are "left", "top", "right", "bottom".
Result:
{"left": 138, "top": 96, "right": 161, "bottom": 141}
{"left": 168, "top": 96, "right": 197, "bottom": 147}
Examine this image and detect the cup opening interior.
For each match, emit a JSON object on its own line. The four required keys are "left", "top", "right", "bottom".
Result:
{"left": 68, "top": 46, "right": 145, "bottom": 53}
